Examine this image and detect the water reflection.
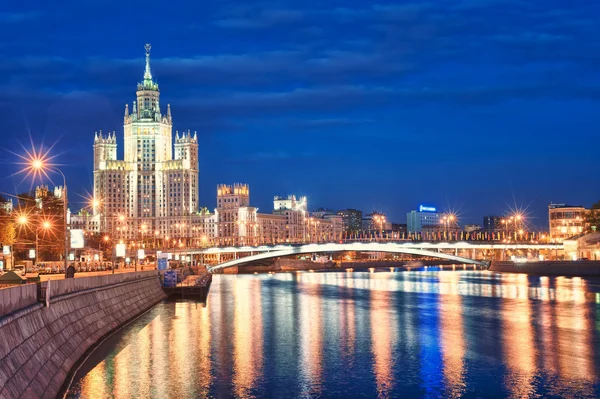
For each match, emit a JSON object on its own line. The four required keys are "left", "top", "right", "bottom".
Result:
{"left": 501, "top": 274, "right": 537, "bottom": 398}
{"left": 438, "top": 272, "right": 466, "bottom": 398}
{"left": 232, "top": 277, "right": 264, "bottom": 398}
{"left": 69, "top": 271, "right": 600, "bottom": 399}
{"left": 298, "top": 277, "right": 324, "bottom": 397}
{"left": 370, "top": 274, "right": 397, "bottom": 398}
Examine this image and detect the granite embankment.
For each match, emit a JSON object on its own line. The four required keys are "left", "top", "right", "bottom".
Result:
{"left": 0, "top": 271, "right": 166, "bottom": 399}
{"left": 490, "top": 260, "right": 600, "bottom": 276}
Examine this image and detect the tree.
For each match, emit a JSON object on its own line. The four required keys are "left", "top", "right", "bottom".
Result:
{"left": 585, "top": 201, "right": 600, "bottom": 233}
{"left": 0, "top": 222, "right": 16, "bottom": 247}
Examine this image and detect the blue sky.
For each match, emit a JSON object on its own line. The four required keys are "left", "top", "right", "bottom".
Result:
{"left": 1, "top": 0, "right": 599, "bottom": 228}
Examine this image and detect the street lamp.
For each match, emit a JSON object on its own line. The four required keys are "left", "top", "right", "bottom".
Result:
{"left": 29, "top": 157, "right": 69, "bottom": 276}
{"left": 17, "top": 214, "right": 52, "bottom": 267}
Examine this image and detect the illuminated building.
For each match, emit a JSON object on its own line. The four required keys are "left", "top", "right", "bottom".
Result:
{"left": 215, "top": 184, "right": 258, "bottom": 246}
{"left": 337, "top": 209, "right": 363, "bottom": 234}
{"left": 213, "top": 186, "right": 343, "bottom": 245}
{"left": 407, "top": 205, "right": 441, "bottom": 233}
{"left": 312, "top": 208, "right": 344, "bottom": 239}
{"left": 273, "top": 195, "right": 308, "bottom": 242}
{"left": 0, "top": 199, "right": 13, "bottom": 213}
{"left": 464, "top": 224, "right": 481, "bottom": 233}
{"left": 548, "top": 203, "right": 586, "bottom": 241}
{"left": 34, "top": 185, "right": 64, "bottom": 209}
{"left": 89, "top": 45, "right": 199, "bottom": 239}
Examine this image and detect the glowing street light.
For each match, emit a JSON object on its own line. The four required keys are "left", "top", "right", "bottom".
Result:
{"left": 31, "top": 159, "right": 43, "bottom": 170}
{"left": 30, "top": 155, "right": 69, "bottom": 276}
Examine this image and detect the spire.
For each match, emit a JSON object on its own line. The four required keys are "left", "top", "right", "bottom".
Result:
{"left": 144, "top": 43, "right": 152, "bottom": 82}
{"left": 193, "top": 131, "right": 197, "bottom": 141}
{"left": 132, "top": 101, "right": 137, "bottom": 115}
{"left": 125, "top": 103, "right": 129, "bottom": 117}
{"left": 167, "top": 104, "right": 171, "bottom": 119}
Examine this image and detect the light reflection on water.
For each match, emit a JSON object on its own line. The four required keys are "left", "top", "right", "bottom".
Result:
{"left": 68, "top": 271, "right": 600, "bottom": 399}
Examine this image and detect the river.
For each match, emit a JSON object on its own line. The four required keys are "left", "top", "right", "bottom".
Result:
{"left": 67, "top": 269, "right": 600, "bottom": 398}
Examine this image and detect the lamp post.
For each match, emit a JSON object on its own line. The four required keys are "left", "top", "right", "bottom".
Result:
{"left": 31, "top": 160, "right": 69, "bottom": 277}
{"left": 16, "top": 214, "right": 51, "bottom": 268}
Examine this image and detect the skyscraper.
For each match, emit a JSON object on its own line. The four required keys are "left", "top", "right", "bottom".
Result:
{"left": 337, "top": 209, "right": 363, "bottom": 233}
{"left": 92, "top": 45, "right": 199, "bottom": 239}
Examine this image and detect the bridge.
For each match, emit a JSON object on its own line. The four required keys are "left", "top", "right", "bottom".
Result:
{"left": 180, "top": 241, "right": 563, "bottom": 273}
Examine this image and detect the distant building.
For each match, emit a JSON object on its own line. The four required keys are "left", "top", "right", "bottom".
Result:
{"left": 362, "top": 211, "right": 391, "bottom": 232}
{"left": 215, "top": 184, "right": 257, "bottom": 246}
{"left": 274, "top": 195, "right": 307, "bottom": 212}
{"left": 391, "top": 223, "right": 407, "bottom": 234}
{"left": 464, "top": 224, "right": 481, "bottom": 233}
{"left": 407, "top": 205, "right": 441, "bottom": 233}
{"left": 273, "top": 195, "right": 307, "bottom": 242}
{"left": 549, "top": 203, "right": 586, "bottom": 241}
{"left": 483, "top": 216, "right": 503, "bottom": 233}
{"left": 337, "top": 209, "right": 363, "bottom": 233}
{"left": 212, "top": 186, "right": 343, "bottom": 245}
{"left": 0, "top": 199, "right": 13, "bottom": 213}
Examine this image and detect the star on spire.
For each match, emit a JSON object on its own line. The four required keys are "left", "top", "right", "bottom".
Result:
{"left": 144, "top": 43, "right": 152, "bottom": 82}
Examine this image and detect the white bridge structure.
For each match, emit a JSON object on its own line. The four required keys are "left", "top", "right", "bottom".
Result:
{"left": 168, "top": 241, "right": 563, "bottom": 274}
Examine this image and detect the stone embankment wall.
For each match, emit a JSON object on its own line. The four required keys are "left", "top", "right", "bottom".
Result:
{"left": 0, "top": 271, "right": 166, "bottom": 399}
{"left": 490, "top": 260, "right": 600, "bottom": 276}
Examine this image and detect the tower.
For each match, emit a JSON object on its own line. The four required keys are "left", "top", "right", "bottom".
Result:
{"left": 174, "top": 130, "right": 199, "bottom": 214}
{"left": 93, "top": 131, "right": 117, "bottom": 217}
{"left": 86, "top": 44, "right": 200, "bottom": 240}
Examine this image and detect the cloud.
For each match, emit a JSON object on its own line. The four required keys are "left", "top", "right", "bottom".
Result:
{"left": 215, "top": 8, "right": 305, "bottom": 29}
{"left": 2, "top": 0, "right": 600, "bottom": 132}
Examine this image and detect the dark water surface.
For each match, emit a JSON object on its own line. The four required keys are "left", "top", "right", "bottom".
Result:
{"left": 68, "top": 270, "right": 600, "bottom": 398}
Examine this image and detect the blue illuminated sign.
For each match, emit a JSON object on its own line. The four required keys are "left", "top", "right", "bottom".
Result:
{"left": 419, "top": 205, "right": 437, "bottom": 212}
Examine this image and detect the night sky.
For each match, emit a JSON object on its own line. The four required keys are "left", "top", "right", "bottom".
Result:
{"left": 1, "top": 0, "right": 599, "bottom": 229}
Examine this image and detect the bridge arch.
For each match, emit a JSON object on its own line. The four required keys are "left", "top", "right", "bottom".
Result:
{"left": 207, "top": 242, "right": 488, "bottom": 273}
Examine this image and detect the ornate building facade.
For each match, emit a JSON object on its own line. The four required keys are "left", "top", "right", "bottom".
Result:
{"left": 72, "top": 45, "right": 343, "bottom": 249}
{"left": 88, "top": 45, "right": 199, "bottom": 240}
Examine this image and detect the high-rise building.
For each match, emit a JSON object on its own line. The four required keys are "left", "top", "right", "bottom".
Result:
{"left": 273, "top": 195, "right": 307, "bottom": 242}
{"left": 483, "top": 216, "right": 503, "bottom": 233}
{"left": 548, "top": 203, "right": 585, "bottom": 241}
{"left": 337, "top": 209, "right": 363, "bottom": 233}
{"left": 407, "top": 205, "right": 440, "bottom": 233}
{"left": 91, "top": 45, "right": 199, "bottom": 239}
{"left": 215, "top": 184, "right": 257, "bottom": 246}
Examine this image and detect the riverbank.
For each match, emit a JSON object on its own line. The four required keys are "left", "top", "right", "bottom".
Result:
{"left": 0, "top": 272, "right": 166, "bottom": 399}
{"left": 490, "top": 260, "right": 600, "bottom": 276}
